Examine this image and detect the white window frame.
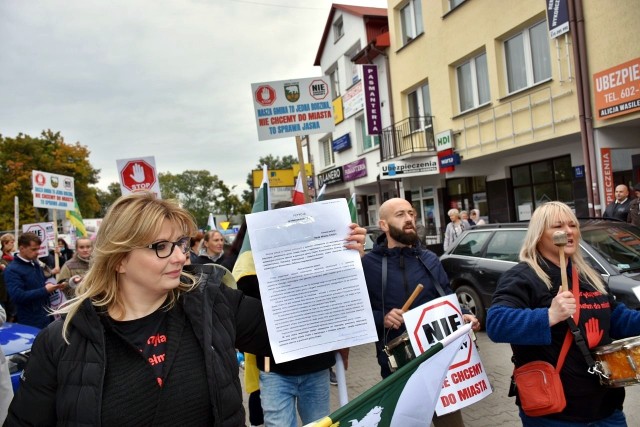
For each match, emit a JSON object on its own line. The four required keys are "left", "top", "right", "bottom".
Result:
{"left": 504, "top": 21, "right": 551, "bottom": 94}
{"left": 407, "top": 83, "right": 432, "bottom": 131}
{"left": 400, "top": 0, "right": 424, "bottom": 46}
{"left": 356, "top": 114, "right": 380, "bottom": 153}
{"left": 329, "top": 66, "right": 341, "bottom": 98}
{"left": 333, "top": 16, "right": 344, "bottom": 42}
{"left": 321, "top": 135, "right": 335, "bottom": 168}
{"left": 456, "top": 52, "right": 490, "bottom": 113}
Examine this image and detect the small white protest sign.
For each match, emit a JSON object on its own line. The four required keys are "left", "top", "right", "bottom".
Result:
{"left": 23, "top": 222, "right": 56, "bottom": 257}
{"left": 403, "top": 294, "right": 492, "bottom": 415}
{"left": 32, "top": 170, "right": 75, "bottom": 211}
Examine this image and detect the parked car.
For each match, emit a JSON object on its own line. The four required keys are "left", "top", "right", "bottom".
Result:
{"left": 440, "top": 220, "right": 640, "bottom": 328}
{"left": 0, "top": 322, "right": 40, "bottom": 391}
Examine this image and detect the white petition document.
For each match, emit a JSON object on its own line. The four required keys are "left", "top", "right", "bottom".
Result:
{"left": 246, "top": 199, "right": 378, "bottom": 363}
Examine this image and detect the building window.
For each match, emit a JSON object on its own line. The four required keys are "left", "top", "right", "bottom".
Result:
{"left": 321, "top": 136, "right": 335, "bottom": 167}
{"left": 329, "top": 67, "right": 341, "bottom": 98}
{"left": 400, "top": 0, "right": 424, "bottom": 46}
{"left": 357, "top": 115, "right": 380, "bottom": 152}
{"left": 511, "top": 155, "right": 573, "bottom": 220}
{"left": 408, "top": 83, "right": 432, "bottom": 131}
{"left": 333, "top": 16, "right": 344, "bottom": 41}
{"left": 456, "top": 52, "right": 490, "bottom": 113}
{"left": 504, "top": 21, "right": 551, "bottom": 93}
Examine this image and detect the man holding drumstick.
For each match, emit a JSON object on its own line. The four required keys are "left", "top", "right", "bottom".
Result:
{"left": 362, "top": 198, "right": 480, "bottom": 427}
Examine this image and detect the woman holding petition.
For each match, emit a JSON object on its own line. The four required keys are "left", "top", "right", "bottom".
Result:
{"left": 487, "top": 201, "right": 640, "bottom": 426}
{"left": 7, "top": 192, "right": 272, "bottom": 426}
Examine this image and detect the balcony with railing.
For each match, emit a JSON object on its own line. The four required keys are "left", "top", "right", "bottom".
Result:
{"left": 380, "top": 116, "right": 436, "bottom": 162}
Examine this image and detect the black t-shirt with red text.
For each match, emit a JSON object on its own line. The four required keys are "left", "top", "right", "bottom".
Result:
{"left": 111, "top": 308, "right": 168, "bottom": 387}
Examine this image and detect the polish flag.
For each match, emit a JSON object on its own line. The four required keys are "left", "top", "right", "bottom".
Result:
{"left": 292, "top": 171, "right": 305, "bottom": 205}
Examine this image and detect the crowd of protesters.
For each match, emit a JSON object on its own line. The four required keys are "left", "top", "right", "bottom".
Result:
{"left": 1, "top": 185, "right": 640, "bottom": 426}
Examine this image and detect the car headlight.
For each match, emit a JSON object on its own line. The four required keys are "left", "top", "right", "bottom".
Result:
{"left": 7, "top": 351, "right": 30, "bottom": 375}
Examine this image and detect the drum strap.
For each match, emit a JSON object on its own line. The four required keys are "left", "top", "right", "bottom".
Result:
{"left": 382, "top": 255, "right": 388, "bottom": 347}
{"left": 417, "top": 256, "right": 446, "bottom": 297}
{"left": 566, "top": 266, "right": 598, "bottom": 371}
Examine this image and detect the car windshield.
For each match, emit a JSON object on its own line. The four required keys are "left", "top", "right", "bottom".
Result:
{"left": 581, "top": 225, "right": 640, "bottom": 273}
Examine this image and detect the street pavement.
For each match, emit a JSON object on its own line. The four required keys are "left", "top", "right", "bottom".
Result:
{"left": 242, "top": 332, "right": 640, "bottom": 426}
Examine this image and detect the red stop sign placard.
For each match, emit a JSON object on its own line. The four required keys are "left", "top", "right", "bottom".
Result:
{"left": 120, "top": 160, "right": 157, "bottom": 192}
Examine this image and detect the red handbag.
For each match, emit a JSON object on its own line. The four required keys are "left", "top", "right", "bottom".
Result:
{"left": 513, "top": 268, "right": 580, "bottom": 417}
{"left": 513, "top": 332, "right": 571, "bottom": 416}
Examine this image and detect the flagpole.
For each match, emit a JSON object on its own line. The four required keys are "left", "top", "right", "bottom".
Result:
{"left": 295, "top": 135, "right": 310, "bottom": 203}
{"left": 14, "top": 196, "right": 19, "bottom": 243}
{"left": 335, "top": 352, "right": 348, "bottom": 406}
{"left": 52, "top": 209, "right": 60, "bottom": 280}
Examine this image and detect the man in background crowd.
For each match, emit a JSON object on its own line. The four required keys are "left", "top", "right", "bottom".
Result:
{"left": 57, "top": 236, "right": 93, "bottom": 299}
{"left": 4, "top": 233, "right": 64, "bottom": 328}
{"left": 603, "top": 184, "right": 632, "bottom": 221}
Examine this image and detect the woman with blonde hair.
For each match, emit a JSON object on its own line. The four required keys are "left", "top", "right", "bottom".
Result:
{"left": 487, "top": 201, "right": 640, "bottom": 425}
{"left": 0, "top": 233, "right": 16, "bottom": 322}
{"left": 7, "top": 193, "right": 272, "bottom": 426}
{"left": 443, "top": 208, "right": 465, "bottom": 251}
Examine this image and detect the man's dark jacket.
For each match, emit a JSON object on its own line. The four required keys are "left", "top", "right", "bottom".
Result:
{"left": 4, "top": 256, "right": 51, "bottom": 329}
{"left": 603, "top": 198, "right": 632, "bottom": 221}
{"left": 362, "top": 235, "right": 455, "bottom": 376}
{"left": 7, "top": 264, "right": 270, "bottom": 427}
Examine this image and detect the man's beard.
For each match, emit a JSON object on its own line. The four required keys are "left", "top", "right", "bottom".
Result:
{"left": 388, "top": 223, "right": 418, "bottom": 246}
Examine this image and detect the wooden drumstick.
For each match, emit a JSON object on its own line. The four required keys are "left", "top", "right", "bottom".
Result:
{"left": 401, "top": 284, "right": 424, "bottom": 312}
{"left": 553, "top": 231, "right": 569, "bottom": 292}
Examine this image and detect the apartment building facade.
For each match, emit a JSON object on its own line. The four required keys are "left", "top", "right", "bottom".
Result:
{"left": 309, "top": 4, "right": 396, "bottom": 226}
{"left": 381, "top": 0, "right": 640, "bottom": 239}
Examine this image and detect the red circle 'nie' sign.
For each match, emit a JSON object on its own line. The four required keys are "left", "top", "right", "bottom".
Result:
{"left": 121, "top": 160, "right": 156, "bottom": 192}
{"left": 25, "top": 224, "right": 45, "bottom": 241}
{"left": 412, "top": 299, "right": 473, "bottom": 369}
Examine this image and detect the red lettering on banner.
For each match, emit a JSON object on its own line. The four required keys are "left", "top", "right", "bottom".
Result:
{"left": 457, "top": 379, "right": 488, "bottom": 401}
{"left": 450, "top": 362, "right": 483, "bottom": 384}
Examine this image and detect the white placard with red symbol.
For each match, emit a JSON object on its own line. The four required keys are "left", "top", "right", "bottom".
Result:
{"left": 251, "top": 76, "right": 335, "bottom": 141}
{"left": 403, "top": 294, "right": 492, "bottom": 415}
{"left": 116, "top": 156, "right": 162, "bottom": 198}
{"left": 22, "top": 222, "right": 55, "bottom": 257}
{"left": 32, "top": 170, "right": 75, "bottom": 211}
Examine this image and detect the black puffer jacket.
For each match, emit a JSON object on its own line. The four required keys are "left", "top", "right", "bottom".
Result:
{"left": 7, "top": 264, "right": 269, "bottom": 427}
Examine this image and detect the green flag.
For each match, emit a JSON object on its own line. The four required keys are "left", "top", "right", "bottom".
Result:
{"left": 232, "top": 165, "right": 269, "bottom": 282}
{"left": 348, "top": 193, "right": 357, "bottom": 223}
{"left": 65, "top": 200, "right": 87, "bottom": 237}
{"left": 206, "top": 213, "right": 215, "bottom": 231}
{"left": 307, "top": 325, "right": 471, "bottom": 427}
{"left": 316, "top": 183, "right": 327, "bottom": 201}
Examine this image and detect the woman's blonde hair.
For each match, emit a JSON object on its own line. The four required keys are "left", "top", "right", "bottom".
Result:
{"left": 57, "top": 192, "right": 198, "bottom": 342}
{"left": 1, "top": 233, "right": 15, "bottom": 253}
{"left": 519, "top": 201, "right": 606, "bottom": 293}
{"left": 447, "top": 208, "right": 460, "bottom": 218}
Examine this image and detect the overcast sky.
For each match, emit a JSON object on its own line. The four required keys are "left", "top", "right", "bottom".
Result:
{"left": 0, "top": 0, "right": 387, "bottom": 195}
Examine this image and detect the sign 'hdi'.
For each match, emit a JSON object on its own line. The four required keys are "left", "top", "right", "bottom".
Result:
{"left": 403, "top": 294, "right": 492, "bottom": 415}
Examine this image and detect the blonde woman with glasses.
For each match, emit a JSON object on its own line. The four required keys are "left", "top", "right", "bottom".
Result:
{"left": 8, "top": 193, "right": 272, "bottom": 426}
